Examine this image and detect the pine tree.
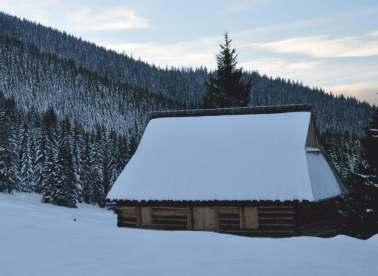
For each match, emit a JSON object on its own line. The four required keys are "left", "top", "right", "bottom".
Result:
{"left": 17, "top": 123, "right": 34, "bottom": 192}
{"left": 41, "top": 145, "right": 58, "bottom": 203}
{"left": 203, "top": 33, "right": 251, "bottom": 108}
{"left": 341, "top": 109, "right": 378, "bottom": 239}
{"left": 361, "top": 108, "right": 378, "bottom": 185}
{"left": 80, "top": 133, "right": 93, "bottom": 204}
{"left": 41, "top": 108, "right": 59, "bottom": 203}
{"left": 54, "top": 118, "right": 78, "bottom": 208}
{"left": 0, "top": 93, "right": 16, "bottom": 193}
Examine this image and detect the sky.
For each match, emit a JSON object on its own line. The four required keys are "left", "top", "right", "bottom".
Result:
{"left": 1, "top": 0, "right": 378, "bottom": 105}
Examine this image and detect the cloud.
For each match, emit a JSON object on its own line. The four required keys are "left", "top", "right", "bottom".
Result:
{"left": 327, "top": 83, "right": 378, "bottom": 105}
{"left": 69, "top": 7, "right": 150, "bottom": 32}
{"left": 0, "top": 0, "right": 58, "bottom": 25}
{"left": 105, "top": 37, "right": 220, "bottom": 68}
{"left": 240, "top": 58, "right": 319, "bottom": 75}
{"left": 249, "top": 34, "right": 378, "bottom": 58}
{"left": 0, "top": 1, "right": 150, "bottom": 32}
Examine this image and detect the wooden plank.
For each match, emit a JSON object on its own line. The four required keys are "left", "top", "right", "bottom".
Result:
{"left": 117, "top": 206, "right": 136, "bottom": 212}
{"left": 136, "top": 206, "right": 141, "bottom": 226}
{"left": 259, "top": 216, "right": 295, "bottom": 221}
{"left": 259, "top": 219, "right": 296, "bottom": 224}
{"left": 118, "top": 214, "right": 137, "bottom": 221}
{"left": 259, "top": 223, "right": 295, "bottom": 227}
{"left": 258, "top": 205, "right": 294, "bottom": 209}
{"left": 258, "top": 210, "right": 295, "bottom": 215}
{"left": 244, "top": 207, "right": 258, "bottom": 229}
{"left": 219, "top": 207, "right": 240, "bottom": 214}
{"left": 141, "top": 207, "right": 152, "bottom": 226}
{"left": 117, "top": 221, "right": 138, "bottom": 228}
{"left": 152, "top": 208, "right": 188, "bottom": 216}
{"left": 214, "top": 206, "right": 219, "bottom": 231}
{"left": 187, "top": 207, "right": 193, "bottom": 230}
{"left": 240, "top": 207, "right": 245, "bottom": 229}
{"left": 193, "top": 207, "right": 216, "bottom": 231}
{"left": 152, "top": 218, "right": 188, "bottom": 224}
{"left": 219, "top": 213, "right": 240, "bottom": 219}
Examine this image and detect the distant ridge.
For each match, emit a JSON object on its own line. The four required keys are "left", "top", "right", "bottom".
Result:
{"left": 0, "top": 11, "right": 373, "bottom": 136}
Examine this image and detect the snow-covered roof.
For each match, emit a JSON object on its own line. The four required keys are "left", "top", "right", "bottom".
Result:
{"left": 108, "top": 106, "right": 344, "bottom": 202}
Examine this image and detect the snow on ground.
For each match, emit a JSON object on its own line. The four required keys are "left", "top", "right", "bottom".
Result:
{"left": 1, "top": 193, "right": 377, "bottom": 276}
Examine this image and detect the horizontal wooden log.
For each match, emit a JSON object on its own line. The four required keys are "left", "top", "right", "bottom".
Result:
{"left": 259, "top": 223, "right": 295, "bottom": 227}
{"left": 152, "top": 209, "right": 188, "bottom": 216}
{"left": 258, "top": 210, "right": 295, "bottom": 215}
{"left": 219, "top": 222, "right": 240, "bottom": 227}
{"left": 116, "top": 206, "right": 136, "bottom": 212}
{"left": 258, "top": 205, "right": 294, "bottom": 210}
{"left": 218, "top": 207, "right": 240, "bottom": 214}
{"left": 220, "top": 229, "right": 296, "bottom": 235}
{"left": 152, "top": 207, "right": 188, "bottom": 212}
{"left": 219, "top": 214, "right": 240, "bottom": 219}
{"left": 118, "top": 214, "right": 137, "bottom": 219}
{"left": 152, "top": 215, "right": 188, "bottom": 220}
{"left": 259, "top": 216, "right": 295, "bottom": 221}
{"left": 152, "top": 219, "right": 188, "bottom": 225}
{"left": 259, "top": 219, "right": 295, "bottom": 225}
{"left": 118, "top": 211, "right": 137, "bottom": 217}
{"left": 117, "top": 221, "right": 138, "bottom": 228}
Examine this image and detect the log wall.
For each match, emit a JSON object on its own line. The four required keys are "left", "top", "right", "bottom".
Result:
{"left": 114, "top": 202, "right": 341, "bottom": 237}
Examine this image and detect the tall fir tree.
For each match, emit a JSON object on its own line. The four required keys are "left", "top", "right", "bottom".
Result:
{"left": 0, "top": 93, "right": 16, "bottom": 193}
{"left": 361, "top": 108, "right": 378, "bottom": 185}
{"left": 203, "top": 33, "right": 251, "bottom": 108}
{"left": 41, "top": 108, "right": 59, "bottom": 203}
{"left": 340, "top": 109, "right": 378, "bottom": 239}
{"left": 80, "top": 133, "right": 93, "bottom": 204}
{"left": 54, "top": 118, "right": 78, "bottom": 208}
{"left": 17, "top": 123, "right": 34, "bottom": 192}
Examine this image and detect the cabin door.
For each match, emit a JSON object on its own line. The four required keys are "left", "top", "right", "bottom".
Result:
{"left": 193, "top": 207, "right": 217, "bottom": 231}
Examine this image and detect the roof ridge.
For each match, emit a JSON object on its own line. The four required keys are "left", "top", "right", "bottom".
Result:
{"left": 148, "top": 104, "right": 312, "bottom": 121}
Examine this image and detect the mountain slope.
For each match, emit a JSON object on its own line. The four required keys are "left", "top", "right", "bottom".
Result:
{"left": 0, "top": 35, "right": 180, "bottom": 136}
{"left": 0, "top": 11, "right": 208, "bottom": 105}
{"left": 0, "top": 11, "right": 373, "bottom": 136}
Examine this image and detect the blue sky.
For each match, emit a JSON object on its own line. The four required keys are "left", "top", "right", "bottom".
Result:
{"left": 1, "top": 0, "right": 378, "bottom": 104}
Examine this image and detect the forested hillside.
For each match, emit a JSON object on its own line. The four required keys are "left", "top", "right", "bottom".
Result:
{"left": 0, "top": 35, "right": 180, "bottom": 136}
{"left": 0, "top": 12, "right": 373, "bottom": 136}
{"left": 0, "top": 11, "right": 375, "bottom": 207}
{"left": 0, "top": 93, "right": 131, "bottom": 206}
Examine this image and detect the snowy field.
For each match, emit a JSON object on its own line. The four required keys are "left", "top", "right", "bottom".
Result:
{"left": 1, "top": 193, "right": 377, "bottom": 276}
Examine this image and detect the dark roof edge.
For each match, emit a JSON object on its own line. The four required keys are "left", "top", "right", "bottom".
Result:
{"left": 148, "top": 104, "right": 312, "bottom": 121}
{"left": 107, "top": 197, "right": 342, "bottom": 207}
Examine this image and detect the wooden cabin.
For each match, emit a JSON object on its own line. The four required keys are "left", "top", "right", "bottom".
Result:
{"left": 107, "top": 105, "right": 346, "bottom": 237}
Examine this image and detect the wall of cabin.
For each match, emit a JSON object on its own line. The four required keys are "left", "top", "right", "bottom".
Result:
{"left": 114, "top": 204, "right": 308, "bottom": 237}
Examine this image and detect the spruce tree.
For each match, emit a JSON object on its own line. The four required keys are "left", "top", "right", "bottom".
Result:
{"left": 0, "top": 94, "right": 16, "bottom": 193}
{"left": 41, "top": 145, "right": 58, "bottom": 203}
{"left": 361, "top": 108, "right": 378, "bottom": 185}
{"left": 341, "top": 109, "right": 378, "bottom": 238}
{"left": 203, "top": 33, "right": 251, "bottom": 108}
{"left": 17, "top": 123, "right": 33, "bottom": 192}
{"left": 80, "top": 133, "right": 93, "bottom": 204}
{"left": 41, "top": 108, "right": 59, "bottom": 203}
{"left": 54, "top": 118, "right": 78, "bottom": 208}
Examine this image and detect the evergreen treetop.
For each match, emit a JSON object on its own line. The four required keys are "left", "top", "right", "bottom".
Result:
{"left": 203, "top": 33, "right": 251, "bottom": 108}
